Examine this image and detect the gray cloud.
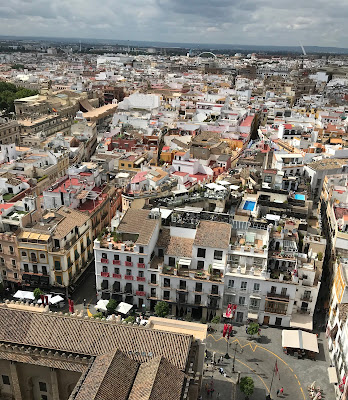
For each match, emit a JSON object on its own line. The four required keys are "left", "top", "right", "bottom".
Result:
{"left": 0, "top": 0, "right": 346, "bottom": 47}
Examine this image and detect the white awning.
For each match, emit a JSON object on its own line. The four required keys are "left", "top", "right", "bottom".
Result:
{"left": 212, "top": 262, "right": 225, "bottom": 270}
{"left": 282, "top": 329, "right": 319, "bottom": 353}
{"left": 13, "top": 290, "right": 35, "bottom": 300}
{"left": 328, "top": 367, "right": 338, "bottom": 384}
{"left": 290, "top": 313, "right": 313, "bottom": 331}
{"left": 151, "top": 207, "right": 173, "bottom": 219}
{"left": 206, "top": 182, "right": 227, "bottom": 191}
{"left": 115, "top": 302, "right": 133, "bottom": 315}
{"left": 179, "top": 258, "right": 191, "bottom": 266}
{"left": 95, "top": 299, "right": 109, "bottom": 311}
{"left": 230, "top": 185, "right": 240, "bottom": 190}
{"left": 50, "top": 295, "right": 64, "bottom": 305}
{"left": 248, "top": 312, "right": 258, "bottom": 320}
{"left": 250, "top": 295, "right": 261, "bottom": 299}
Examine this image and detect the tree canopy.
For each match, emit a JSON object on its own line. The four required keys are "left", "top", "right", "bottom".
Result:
{"left": 0, "top": 82, "right": 38, "bottom": 114}
{"left": 154, "top": 301, "right": 169, "bottom": 318}
{"left": 106, "top": 299, "right": 117, "bottom": 314}
{"left": 240, "top": 376, "right": 254, "bottom": 398}
{"left": 33, "top": 288, "right": 43, "bottom": 300}
{"left": 247, "top": 322, "right": 259, "bottom": 336}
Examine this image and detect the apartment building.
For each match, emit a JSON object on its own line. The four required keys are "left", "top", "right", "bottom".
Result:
{"left": 18, "top": 207, "right": 92, "bottom": 289}
{"left": 326, "top": 259, "right": 348, "bottom": 399}
{"left": 95, "top": 209, "right": 231, "bottom": 320}
{"left": 0, "top": 119, "right": 20, "bottom": 145}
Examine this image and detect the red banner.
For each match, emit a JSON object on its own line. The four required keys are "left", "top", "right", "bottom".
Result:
{"left": 68, "top": 299, "right": 74, "bottom": 313}
{"left": 223, "top": 324, "right": 228, "bottom": 337}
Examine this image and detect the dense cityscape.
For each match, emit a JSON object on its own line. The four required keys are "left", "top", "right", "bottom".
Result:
{"left": 0, "top": 34, "right": 347, "bottom": 400}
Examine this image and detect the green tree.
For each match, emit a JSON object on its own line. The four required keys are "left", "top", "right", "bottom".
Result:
{"left": 318, "top": 252, "right": 323, "bottom": 261}
{"left": 240, "top": 376, "right": 254, "bottom": 399}
{"left": 92, "top": 312, "right": 104, "bottom": 319}
{"left": 124, "top": 315, "right": 135, "bottom": 323}
{"left": 247, "top": 322, "right": 259, "bottom": 337}
{"left": 154, "top": 301, "right": 169, "bottom": 318}
{"left": 211, "top": 315, "right": 220, "bottom": 324}
{"left": 33, "top": 288, "right": 43, "bottom": 300}
{"left": 106, "top": 299, "right": 117, "bottom": 314}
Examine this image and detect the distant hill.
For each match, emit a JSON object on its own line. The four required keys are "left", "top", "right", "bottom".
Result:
{"left": 1, "top": 35, "right": 348, "bottom": 54}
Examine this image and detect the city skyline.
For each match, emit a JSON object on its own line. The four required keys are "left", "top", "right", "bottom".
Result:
{"left": 0, "top": 0, "right": 347, "bottom": 48}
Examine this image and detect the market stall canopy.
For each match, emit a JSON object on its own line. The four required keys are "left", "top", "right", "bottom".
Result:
{"left": 328, "top": 367, "right": 338, "bottom": 384}
{"left": 290, "top": 313, "right": 313, "bottom": 331}
{"left": 13, "top": 290, "right": 35, "bottom": 300}
{"left": 95, "top": 299, "right": 109, "bottom": 312}
{"left": 115, "top": 302, "right": 133, "bottom": 314}
{"left": 282, "top": 329, "right": 319, "bottom": 353}
{"left": 50, "top": 295, "right": 64, "bottom": 305}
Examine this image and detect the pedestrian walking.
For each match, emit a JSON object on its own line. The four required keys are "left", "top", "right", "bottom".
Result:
{"left": 217, "top": 393, "right": 220, "bottom": 399}
{"left": 280, "top": 387, "right": 284, "bottom": 394}
{"left": 276, "top": 389, "right": 279, "bottom": 396}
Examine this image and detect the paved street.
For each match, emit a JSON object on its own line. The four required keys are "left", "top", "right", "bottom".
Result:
{"left": 205, "top": 323, "right": 335, "bottom": 400}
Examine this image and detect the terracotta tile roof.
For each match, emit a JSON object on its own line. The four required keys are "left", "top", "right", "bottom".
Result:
{"left": 156, "top": 228, "right": 170, "bottom": 248}
{"left": 118, "top": 209, "right": 159, "bottom": 245}
{"left": 0, "top": 350, "right": 88, "bottom": 373}
{"left": 0, "top": 307, "right": 192, "bottom": 371}
{"left": 194, "top": 220, "right": 231, "bottom": 249}
{"left": 129, "top": 356, "right": 185, "bottom": 400}
{"left": 75, "top": 350, "right": 138, "bottom": 400}
{"left": 53, "top": 207, "right": 90, "bottom": 239}
{"left": 166, "top": 236, "right": 194, "bottom": 258}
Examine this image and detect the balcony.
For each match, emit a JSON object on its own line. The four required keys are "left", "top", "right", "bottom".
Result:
{"left": 301, "top": 295, "right": 313, "bottom": 302}
{"left": 125, "top": 261, "right": 133, "bottom": 267}
{"left": 137, "top": 263, "right": 145, "bottom": 268}
{"left": 101, "top": 258, "right": 109, "bottom": 264}
{"left": 264, "top": 306, "right": 287, "bottom": 315}
{"left": 209, "top": 292, "right": 220, "bottom": 297}
{"left": 136, "top": 291, "right": 146, "bottom": 297}
{"left": 113, "top": 260, "right": 121, "bottom": 265}
{"left": 137, "top": 276, "right": 146, "bottom": 282}
{"left": 113, "top": 273, "right": 121, "bottom": 278}
{"left": 177, "top": 286, "right": 188, "bottom": 292}
{"left": 124, "top": 275, "right": 134, "bottom": 280}
{"left": 101, "top": 272, "right": 110, "bottom": 277}
{"left": 266, "top": 292, "right": 290, "bottom": 301}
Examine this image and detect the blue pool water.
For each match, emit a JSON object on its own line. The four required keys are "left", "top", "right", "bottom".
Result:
{"left": 295, "top": 194, "right": 305, "bottom": 201}
{"left": 243, "top": 200, "right": 256, "bottom": 211}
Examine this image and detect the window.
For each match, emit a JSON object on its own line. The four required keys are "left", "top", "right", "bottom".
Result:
{"left": 2, "top": 270, "right": 6, "bottom": 276}
{"left": 250, "top": 298, "right": 260, "bottom": 309}
{"left": 14, "top": 273, "right": 18, "bottom": 279}
{"left": 21, "top": 251, "right": 27, "bottom": 257}
{"left": 195, "top": 295, "right": 201, "bottom": 304}
{"left": 169, "top": 257, "right": 175, "bottom": 267}
{"left": 214, "top": 250, "right": 223, "bottom": 260}
{"left": 24, "top": 264, "right": 29, "bottom": 272}
{"left": 40, "top": 253, "right": 45, "bottom": 259}
{"left": 126, "top": 256, "right": 132, "bottom": 262}
{"left": 241, "top": 281, "right": 247, "bottom": 290}
{"left": 33, "top": 265, "right": 38, "bottom": 274}
{"left": 197, "top": 248, "right": 206, "bottom": 258}
{"left": 151, "top": 288, "right": 156, "bottom": 297}
{"left": 102, "top": 266, "right": 108, "bottom": 273}
{"left": 139, "top": 271, "right": 144, "bottom": 278}
{"left": 238, "top": 296, "right": 245, "bottom": 306}
{"left": 197, "top": 260, "right": 204, "bottom": 270}
{"left": 139, "top": 257, "right": 144, "bottom": 264}
{"left": 179, "top": 280, "right": 186, "bottom": 290}
{"left": 114, "top": 267, "right": 120, "bottom": 274}
{"left": 138, "top": 284, "right": 144, "bottom": 291}
{"left": 39, "top": 382, "right": 47, "bottom": 392}
{"left": 42, "top": 266, "right": 47, "bottom": 275}
{"left": 139, "top": 246, "right": 144, "bottom": 253}
{"left": 54, "top": 261, "right": 61, "bottom": 271}
{"left": 114, "top": 255, "right": 119, "bottom": 261}
{"left": 0, "top": 244, "right": 2, "bottom": 252}
{"left": 102, "top": 253, "right": 107, "bottom": 259}
{"left": 11, "top": 259, "right": 16, "bottom": 267}
{"left": 228, "top": 279, "right": 234, "bottom": 288}
{"left": 164, "top": 278, "right": 170, "bottom": 287}
{"left": 195, "top": 282, "right": 202, "bottom": 292}
{"left": 31, "top": 252, "right": 37, "bottom": 260}
{"left": 2, "top": 375, "right": 10, "bottom": 385}
{"left": 9, "top": 246, "right": 13, "bottom": 254}
{"left": 253, "top": 283, "right": 260, "bottom": 292}
{"left": 126, "top": 269, "right": 132, "bottom": 276}
{"left": 281, "top": 288, "right": 287, "bottom": 296}
{"left": 270, "top": 286, "right": 276, "bottom": 293}
{"left": 56, "top": 276, "right": 62, "bottom": 285}
{"left": 275, "top": 317, "right": 282, "bottom": 326}
{"left": 163, "top": 290, "right": 170, "bottom": 300}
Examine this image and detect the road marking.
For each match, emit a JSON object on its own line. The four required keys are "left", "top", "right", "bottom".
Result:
{"left": 207, "top": 335, "right": 306, "bottom": 400}
{"left": 235, "top": 358, "right": 270, "bottom": 394}
{"left": 87, "top": 303, "right": 93, "bottom": 317}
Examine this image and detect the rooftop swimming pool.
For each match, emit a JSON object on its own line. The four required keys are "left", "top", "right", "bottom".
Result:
{"left": 243, "top": 200, "right": 256, "bottom": 211}
{"left": 295, "top": 194, "right": 305, "bottom": 201}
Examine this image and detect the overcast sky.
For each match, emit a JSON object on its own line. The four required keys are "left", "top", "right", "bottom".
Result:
{"left": 0, "top": 0, "right": 347, "bottom": 47}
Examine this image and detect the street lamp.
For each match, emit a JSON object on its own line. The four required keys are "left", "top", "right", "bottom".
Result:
{"left": 225, "top": 336, "right": 230, "bottom": 359}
